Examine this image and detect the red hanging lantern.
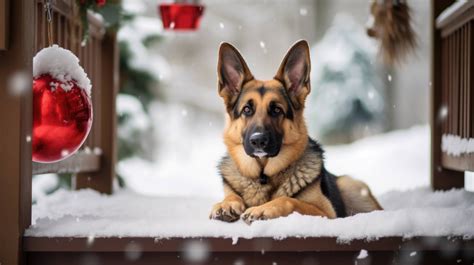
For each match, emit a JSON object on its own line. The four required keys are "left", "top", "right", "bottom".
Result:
{"left": 159, "top": 0, "right": 205, "bottom": 30}
{"left": 32, "top": 45, "right": 93, "bottom": 163}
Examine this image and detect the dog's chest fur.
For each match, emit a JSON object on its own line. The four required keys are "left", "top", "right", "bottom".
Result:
{"left": 218, "top": 145, "right": 323, "bottom": 207}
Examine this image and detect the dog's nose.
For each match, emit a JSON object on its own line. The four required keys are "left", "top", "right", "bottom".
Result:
{"left": 249, "top": 132, "right": 269, "bottom": 149}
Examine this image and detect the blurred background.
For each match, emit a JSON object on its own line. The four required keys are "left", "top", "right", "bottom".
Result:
{"left": 33, "top": 0, "right": 432, "bottom": 201}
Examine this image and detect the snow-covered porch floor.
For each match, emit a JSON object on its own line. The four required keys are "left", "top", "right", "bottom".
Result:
{"left": 26, "top": 126, "right": 474, "bottom": 240}
{"left": 23, "top": 189, "right": 474, "bottom": 265}
{"left": 24, "top": 126, "right": 474, "bottom": 264}
{"left": 25, "top": 187, "right": 474, "bottom": 240}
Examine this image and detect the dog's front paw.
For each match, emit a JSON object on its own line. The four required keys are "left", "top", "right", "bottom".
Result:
{"left": 241, "top": 198, "right": 293, "bottom": 225}
{"left": 209, "top": 199, "right": 246, "bottom": 222}
{"left": 241, "top": 205, "right": 278, "bottom": 225}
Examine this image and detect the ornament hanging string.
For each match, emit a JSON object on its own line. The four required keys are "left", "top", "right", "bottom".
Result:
{"left": 45, "top": 0, "right": 54, "bottom": 46}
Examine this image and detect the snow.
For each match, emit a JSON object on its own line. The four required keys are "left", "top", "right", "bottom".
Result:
{"left": 32, "top": 174, "right": 58, "bottom": 202}
{"left": 33, "top": 45, "right": 92, "bottom": 96}
{"left": 26, "top": 187, "right": 474, "bottom": 240}
{"left": 117, "top": 16, "right": 169, "bottom": 80}
{"left": 441, "top": 134, "right": 474, "bottom": 156}
{"left": 308, "top": 14, "right": 384, "bottom": 139}
{"left": 26, "top": 126, "right": 474, "bottom": 240}
{"left": 117, "top": 101, "right": 225, "bottom": 198}
{"left": 299, "top": 7, "right": 308, "bottom": 16}
{"left": 466, "top": 171, "right": 474, "bottom": 192}
{"left": 357, "top": 249, "right": 368, "bottom": 259}
{"left": 436, "top": 0, "right": 469, "bottom": 27}
{"left": 117, "top": 94, "right": 151, "bottom": 136}
{"left": 325, "top": 126, "right": 430, "bottom": 195}
{"left": 182, "top": 240, "right": 210, "bottom": 262}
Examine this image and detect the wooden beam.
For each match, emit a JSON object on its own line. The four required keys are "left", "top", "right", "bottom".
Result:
{"left": 75, "top": 32, "right": 118, "bottom": 194}
{"left": 0, "top": 0, "right": 34, "bottom": 264}
{"left": 442, "top": 153, "right": 474, "bottom": 172}
{"left": 0, "top": 0, "right": 9, "bottom": 50}
{"left": 23, "top": 236, "right": 474, "bottom": 252}
{"left": 23, "top": 236, "right": 474, "bottom": 265}
{"left": 431, "top": 0, "right": 465, "bottom": 190}
{"left": 33, "top": 152, "right": 101, "bottom": 175}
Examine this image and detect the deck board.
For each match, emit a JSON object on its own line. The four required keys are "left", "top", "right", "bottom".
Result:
{"left": 24, "top": 236, "right": 474, "bottom": 252}
{"left": 23, "top": 236, "right": 474, "bottom": 265}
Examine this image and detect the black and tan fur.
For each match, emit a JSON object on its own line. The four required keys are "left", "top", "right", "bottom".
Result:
{"left": 210, "top": 40, "right": 382, "bottom": 224}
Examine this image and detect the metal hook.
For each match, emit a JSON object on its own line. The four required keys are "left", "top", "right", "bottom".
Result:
{"left": 45, "top": 0, "right": 53, "bottom": 23}
{"left": 44, "top": 0, "right": 54, "bottom": 46}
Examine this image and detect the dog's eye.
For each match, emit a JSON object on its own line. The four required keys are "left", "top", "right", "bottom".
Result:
{"left": 242, "top": 106, "right": 253, "bottom": 116}
{"left": 270, "top": 106, "right": 283, "bottom": 116}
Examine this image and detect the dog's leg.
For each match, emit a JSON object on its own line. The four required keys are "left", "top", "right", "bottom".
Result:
{"left": 241, "top": 196, "right": 332, "bottom": 224}
{"left": 210, "top": 184, "right": 246, "bottom": 222}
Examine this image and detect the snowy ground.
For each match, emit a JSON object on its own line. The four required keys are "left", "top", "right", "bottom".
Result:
{"left": 26, "top": 187, "right": 474, "bottom": 241}
{"left": 27, "top": 125, "right": 474, "bottom": 240}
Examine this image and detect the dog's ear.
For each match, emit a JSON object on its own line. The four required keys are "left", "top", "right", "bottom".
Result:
{"left": 217, "top": 42, "right": 254, "bottom": 107}
{"left": 274, "top": 40, "right": 311, "bottom": 109}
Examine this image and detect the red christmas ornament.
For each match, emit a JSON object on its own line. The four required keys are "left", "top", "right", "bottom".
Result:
{"left": 32, "top": 45, "right": 93, "bottom": 163}
{"left": 96, "top": 0, "right": 106, "bottom": 7}
{"left": 159, "top": 2, "right": 205, "bottom": 30}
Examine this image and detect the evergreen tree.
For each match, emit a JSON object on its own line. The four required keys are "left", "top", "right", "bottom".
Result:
{"left": 307, "top": 14, "right": 385, "bottom": 144}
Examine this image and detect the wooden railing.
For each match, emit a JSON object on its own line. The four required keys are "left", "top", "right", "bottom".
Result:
{"left": 32, "top": 0, "right": 117, "bottom": 193}
{"left": 0, "top": 0, "right": 117, "bottom": 262}
{"left": 438, "top": 2, "right": 474, "bottom": 171}
{"left": 432, "top": 0, "right": 473, "bottom": 189}
{"left": 0, "top": 0, "right": 8, "bottom": 50}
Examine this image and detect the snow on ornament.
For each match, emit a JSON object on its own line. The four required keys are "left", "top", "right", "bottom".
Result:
{"left": 32, "top": 45, "right": 93, "bottom": 163}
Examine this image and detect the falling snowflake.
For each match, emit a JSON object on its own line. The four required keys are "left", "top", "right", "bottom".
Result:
{"left": 124, "top": 242, "right": 143, "bottom": 261}
{"left": 259, "top": 41, "right": 267, "bottom": 54}
{"left": 388, "top": 74, "right": 392, "bottom": 82}
{"left": 368, "top": 90, "right": 375, "bottom": 99}
{"left": 234, "top": 259, "right": 245, "bottom": 265}
{"left": 299, "top": 7, "right": 308, "bottom": 16}
{"left": 86, "top": 234, "right": 95, "bottom": 247}
{"left": 93, "top": 147, "right": 102, "bottom": 155}
{"left": 438, "top": 105, "right": 448, "bottom": 122}
{"left": 8, "top": 71, "right": 30, "bottom": 96}
{"left": 219, "top": 22, "right": 225, "bottom": 29}
{"left": 183, "top": 240, "right": 209, "bottom": 263}
{"left": 61, "top": 149, "right": 70, "bottom": 157}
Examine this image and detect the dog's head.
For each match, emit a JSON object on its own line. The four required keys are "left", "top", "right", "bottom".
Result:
{"left": 217, "top": 40, "right": 311, "bottom": 177}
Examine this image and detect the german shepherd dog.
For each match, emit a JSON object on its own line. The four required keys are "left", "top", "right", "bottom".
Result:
{"left": 210, "top": 40, "right": 382, "bottom": 224}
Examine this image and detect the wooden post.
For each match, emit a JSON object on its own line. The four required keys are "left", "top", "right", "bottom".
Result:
{"left": 0, "top": 0, "right": 9, "bottom": 50}
{"left": 0, "top": 0, "right": 34, "bottom": 264}
{"left": 75, "top": 32, "right": 118, "bottom": 194}
{"left": 430, "top": 0, "right": 464, "bottom": 190}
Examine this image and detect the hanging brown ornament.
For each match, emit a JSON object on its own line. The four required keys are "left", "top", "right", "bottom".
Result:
{"left": 367, "top": 0, "right": 417, "bottom": 65}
